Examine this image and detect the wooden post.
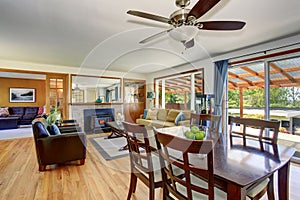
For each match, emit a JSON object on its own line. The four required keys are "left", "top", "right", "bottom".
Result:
{"left": 239, "top": 88, "right": 243, "bottom": 118}
{"left": 184, "top": 91, "right": 187, "bottom": 110}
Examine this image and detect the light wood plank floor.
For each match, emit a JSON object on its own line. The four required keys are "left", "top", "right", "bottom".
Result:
{"left": 0, "top": 135, "right": 299, "bottom": 200}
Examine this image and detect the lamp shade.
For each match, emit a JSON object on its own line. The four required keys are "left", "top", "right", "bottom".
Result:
{"left": 168, "top": 26, "right": 198, "bottom": 42}
{"left": 147, "top": 92, "right": 156, "bottom": 99}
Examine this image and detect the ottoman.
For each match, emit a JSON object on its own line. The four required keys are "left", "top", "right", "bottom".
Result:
{"left": 0, "top": 117, "right": 19, "bottom": 129}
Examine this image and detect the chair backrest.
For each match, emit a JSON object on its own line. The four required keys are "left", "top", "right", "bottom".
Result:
{"left": 190, "top": 113, "right": 221, "bottom": 132}
{"left": 228, "top": 116, "right": 280, "bottom": 144}
{"left": 154, "top": 130, "right": 214, "bottom": 200}
{"left": 122, "top": 121, "right": 156, "bottom": 176}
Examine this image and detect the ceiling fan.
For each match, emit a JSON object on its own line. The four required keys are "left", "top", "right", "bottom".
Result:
{"left": 127, "top": 0, "right": 246, "bottom": 48}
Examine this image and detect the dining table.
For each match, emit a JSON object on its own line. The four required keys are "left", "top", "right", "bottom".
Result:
{"left": 154, "top": 126, "right": 296, "bottom": 200}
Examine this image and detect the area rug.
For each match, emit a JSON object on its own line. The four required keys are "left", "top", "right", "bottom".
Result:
{"left": 0, "top": 127, "right": 33, "bottom": 140}
{"left": 89, "top": 136, "right": 129, "bottom": 160}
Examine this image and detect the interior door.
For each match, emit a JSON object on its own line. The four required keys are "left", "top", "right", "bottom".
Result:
{"left": 46, "top": 74, "right": 69, "bottom": 120}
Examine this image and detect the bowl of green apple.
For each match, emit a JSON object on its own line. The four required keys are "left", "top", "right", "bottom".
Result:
{"left": 184, "top": 126, "right": 206, "bottom": 140}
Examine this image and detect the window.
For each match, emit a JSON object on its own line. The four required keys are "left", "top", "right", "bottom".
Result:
{"left": 155, "top": 69, "right": 204, "bottom": 110}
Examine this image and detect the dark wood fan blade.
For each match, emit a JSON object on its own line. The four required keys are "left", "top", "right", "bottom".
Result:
{"left": 127, "top": 10, "right": 170, "bottom": 24}
{"left": 139, "top": 29, "right": 172, "bottom": 44}
{"left": 188, "top": 0, "right": 221, "bottom": 19}
{"left": 199, "top": 21, "right": 246, "bottom": 30}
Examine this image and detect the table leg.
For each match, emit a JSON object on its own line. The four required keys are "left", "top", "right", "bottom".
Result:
{"left": 227, "top": 183, "right": 247, "bottom": 200}
{"left": 278, "top": 161, "right": 290, "bottom": 200}
{"left": 119, "top": 144, "right": 128, "bottom": 151}
{"left": 106, "top": 130, "right": 123, "bottom": 139}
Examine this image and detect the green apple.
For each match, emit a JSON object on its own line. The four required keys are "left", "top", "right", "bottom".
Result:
{"left": 185, "top": 131, "right": 194, "bottom": 139}
{"left": 199, "top": 130, "right": 206, "bottom": 137}
{"left": 190, "top": 126, "right": 199, "bottom": 134}
{"left": 195, "top": 132, "right": 205, "bottom": 140}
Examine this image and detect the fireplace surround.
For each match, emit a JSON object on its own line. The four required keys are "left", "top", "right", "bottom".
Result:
{"left": 84, "top": 108, "right": 115, "bottom": 133}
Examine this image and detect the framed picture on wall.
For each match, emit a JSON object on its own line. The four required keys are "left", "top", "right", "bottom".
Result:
{"left": 10, "top": 88, "right": 35, "bottom": 102}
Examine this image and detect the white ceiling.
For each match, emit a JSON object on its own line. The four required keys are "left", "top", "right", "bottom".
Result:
{"left": 0, "top": 0, "right": 299, "bottom": 74}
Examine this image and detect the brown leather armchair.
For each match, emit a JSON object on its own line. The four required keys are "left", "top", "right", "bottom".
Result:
{"left": 32, "top": 121, "right": 86, "bottom": 171}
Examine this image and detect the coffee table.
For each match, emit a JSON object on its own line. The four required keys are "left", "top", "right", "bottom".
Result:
{"left": 105, "top": 121, "right": 128, "bottom": 150}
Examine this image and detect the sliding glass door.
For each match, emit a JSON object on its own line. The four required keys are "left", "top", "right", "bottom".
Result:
{"left": 227, "top": 54, "right": 300, "bottom": 161}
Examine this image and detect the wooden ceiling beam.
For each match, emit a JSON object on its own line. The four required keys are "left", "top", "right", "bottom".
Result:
{"left": 228, "top": 71, "right": 254, "bottom": 86}
{"left": 240, "top": 66, "right": 276, "bottom": 85}
{"left": 270, "top": 62, "right": 297, "bottom": 83}
{"left": 240, "top": 66, "right": 264, "bottom": 79}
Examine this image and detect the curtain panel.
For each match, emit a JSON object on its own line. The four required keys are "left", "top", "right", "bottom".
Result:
{"left": 213, "top": 60, "right": 229, "bottom": 116}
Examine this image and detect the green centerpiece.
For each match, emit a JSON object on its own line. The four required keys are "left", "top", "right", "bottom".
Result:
{"left": 184, "top": 125, "right": 206, "bottom": 140}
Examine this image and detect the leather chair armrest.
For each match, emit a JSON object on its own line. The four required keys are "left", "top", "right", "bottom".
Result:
{"left": 36, "top": 132, "right": 86, "bottom": 164}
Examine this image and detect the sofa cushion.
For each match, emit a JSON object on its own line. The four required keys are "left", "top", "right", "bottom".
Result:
{"left": 9, "top": 114, "right": 22, "bottom": 119}
{"left": 182, "top": 110, "right": 192, "bottom": 120}
{"left": 178, "top": 120, "right": 190, "bottom": 126}
{"left": 136, "top": 118, "right": 153, "bottom": 126}
{"left": 146, "top": 109, "right": 158, "bottom": 120}
{"left": 22, "top": 114, "right": 37, "bottom": 120}
{"left": 136, "top": 118, "right": 175, "bottom": 128}
{"left": 24, "top": 107, "right": 38, "bottom": 115}
{"left": 166, "top": 110, "right": 180, "bottom": 122}
{"left": 10, "top": 107, "right": 25, "bottom": 115}
{"left": 157, "top": 109, "right": 169, "bottom": 121}
{"left": 0, "top": 107, "right": 10, "bottom": 117}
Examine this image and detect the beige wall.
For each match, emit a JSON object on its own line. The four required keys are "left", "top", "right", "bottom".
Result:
{"left": 0, "top": 77, "right": 46, "bottom": 107}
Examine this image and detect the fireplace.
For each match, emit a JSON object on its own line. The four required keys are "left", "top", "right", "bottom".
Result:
{"left": 91, "top": 115, "right": 111, "bottom": 128}
{"left": 84, "top": 108, "right": 115, "bottom": 133}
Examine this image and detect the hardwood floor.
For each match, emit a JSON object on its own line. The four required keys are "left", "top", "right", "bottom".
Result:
{"left": 0, "top": 136, "right": 299, "bottom": 200}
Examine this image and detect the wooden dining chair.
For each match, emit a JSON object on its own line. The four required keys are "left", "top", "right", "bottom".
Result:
{"left": 229, "top": 116, "right": 279, "bottom": 200}
{"left": 122, "top": 121, "right": 162, "bottom": 200}
{"left": 190, "top": 113, "right": 221, "bottom": 132}
{"left": 229, "top": 116, "right": 280, "bottom": 145}
{"left": 154, "top": 129, "right": 227, "bottom": 200}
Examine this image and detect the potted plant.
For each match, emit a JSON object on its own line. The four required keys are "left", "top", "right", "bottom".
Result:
{"left": 46, "top": 106, "right": 62, "bottom": 125}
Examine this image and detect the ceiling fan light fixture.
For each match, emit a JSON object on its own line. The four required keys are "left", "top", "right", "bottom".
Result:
{"left": 168, "top": 26, "right": 198, "bottom": 42}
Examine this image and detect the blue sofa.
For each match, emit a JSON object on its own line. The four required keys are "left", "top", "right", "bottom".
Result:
{"left": 0, "top": 107, "right": 40, "bottom": 129}
{"left": 9, "top": 107, "right": 39, "bottom": 125}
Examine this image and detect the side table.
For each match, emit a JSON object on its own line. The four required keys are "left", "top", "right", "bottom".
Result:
{"left": 57, "top": 120, "right": 82, "bottom": 133}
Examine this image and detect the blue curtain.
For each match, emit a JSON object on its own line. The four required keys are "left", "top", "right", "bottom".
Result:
{"left": 213, "top": 60, "right": 228, "bottom": 115}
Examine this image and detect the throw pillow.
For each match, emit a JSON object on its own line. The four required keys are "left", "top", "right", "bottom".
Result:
{"left": 50, "top": 124, "right": 61, "bottom": 135}
{"left": 35, "top": 122, "right": 50, "bottom": 138}
{"left": 0, "top": 107, "right": 10, "bottom": 117}
{"left": 166, "top": 110, "right": 180, "bottom": 122}
{"left": 143, "top": 109, "right": 148, "bottom": 119}
{"left": 175, "top": 112, "right": 185, "bottom": 125}
{"left": 37, "top": 106, "right": 44, "bottom": 115}
{"left": 146, "top": 109, "right": 158, "bottom": 120}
